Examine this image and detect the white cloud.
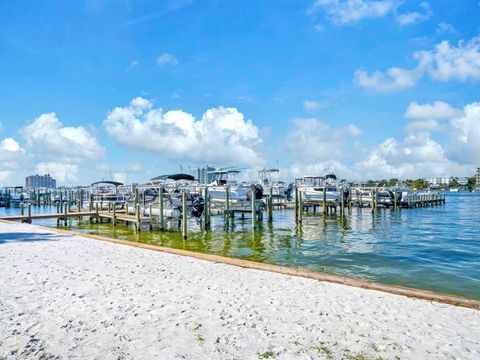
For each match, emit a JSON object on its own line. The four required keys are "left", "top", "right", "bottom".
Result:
{"left": 0, "top": 138, "right": 26, "bottom": 184}
{"left": 285, "top": 160, "right": 359, "bottom": 180}
{"left": 21, "top": 113, "right": 105, "bottom": 164}
{"left": 404, "top": 101, "right": 463, "bottom": 120}
{"left": 355, "top": 100, "right": 480, "bottom": 179}
{"left": 416, "top": 37, "right": 480, "bottom": 82}
{"left": 355, "top": 36, "right": 480, "bottom": 92}
{"left": 448, "top": 102, "right": 480, "bottom": 163}
{"left": 36, "top": 162, "right": 79, "bottom": 185}
{"left": 354, "top": 134, "right": 463, "bottom": 179}
{"left": 113, "top": 172, "right": 127, "bottom": 184}
{"left": 396, "top": 1, "right": 432, "bottom": 26}
{"left": 354, "top": 67, "right": 421, "bottom": 92}
{"left": 157, "top": 53, "right": 178, "bottom": 66}
{"left": 104, "top": 97, "right": 264, "bottom": 166}
{"left": 436, "top": 22, "right": 458, "bottom": 35}
{"left": 302, "top": 99, "right": 329, "bottom": 111}
{"left": 285, "top": 118, "right": 361, "bottom": 163}
{"left": 1, "top": 137, "right": 23, "bottom": 153}
{"left": 129, "top": 163, "right": 142, "bottom": 172}
{"left": 309, "top": 0, "right": 398, "bottom": 25}
{"left": 126, "top": 60, "right": 140, "bottom": 70}
{"left": 314, "top": 24, "right": 325, "bottom": 32}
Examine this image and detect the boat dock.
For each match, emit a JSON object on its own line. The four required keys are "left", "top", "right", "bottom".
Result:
{"left": 0, "top": 187, "right": 447, "bottom": 239}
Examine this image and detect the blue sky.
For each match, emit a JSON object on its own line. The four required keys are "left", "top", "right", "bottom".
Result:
{"left": 1, "top": 0, "right": 480, "bottom": 185}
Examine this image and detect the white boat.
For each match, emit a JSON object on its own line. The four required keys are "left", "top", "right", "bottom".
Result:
{"left": 207, "top": 170, "right": 252, "bottom": 203}
{"left": 91, "top": 181, "right": 128, "bottom": 208}
{"left": 297, "top": 174, "right": 343, "bottom": 206}
{"left": 449, "top": 188, "right": 459, "bottom": 192}
{"left": 8, "top": 187, "right": 30, "bottom": 206}
{"left": 257, "top": 168, "right": 291, "bottom": 200}
{"left": 137, "top": 174, "right": 205, "bottom": 219}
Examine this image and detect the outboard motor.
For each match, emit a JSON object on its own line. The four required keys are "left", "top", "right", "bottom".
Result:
{"left": 191, "top": 196, "right": 205, "bottom": 218}
{"left": 285, "top": 183, "right": 294, "bottom": 201}
{"left": 247, "top": 184, "right": 263, "bottom": 200}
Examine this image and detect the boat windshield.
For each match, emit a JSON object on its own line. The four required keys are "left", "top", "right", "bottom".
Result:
{"left": 303, "top": 177, "right": 323, "bottom": 186}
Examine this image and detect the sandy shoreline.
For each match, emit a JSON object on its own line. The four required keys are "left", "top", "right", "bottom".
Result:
{"left": 1, "top": 222, "right": 479, "bottom": 359}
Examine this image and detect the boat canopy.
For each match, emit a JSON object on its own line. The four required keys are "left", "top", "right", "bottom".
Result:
{"left": 150, "top": 174, "right": 195, "bottom": 181}
{"left": 90, "top": 181, "right": 123, "bottom": 187}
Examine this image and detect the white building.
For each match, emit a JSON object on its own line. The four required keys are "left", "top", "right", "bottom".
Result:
{"left": 427, "top": 177, "right": 450, "bottom": 186}
{"left": 457, "top": 177, "right": 468, "bottom": 186}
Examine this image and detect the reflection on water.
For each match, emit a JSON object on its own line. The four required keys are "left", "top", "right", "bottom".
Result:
{"left": 2, "top": 193, "right": 479, "bottom": 299}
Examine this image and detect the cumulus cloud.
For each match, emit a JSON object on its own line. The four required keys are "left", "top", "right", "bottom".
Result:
{"left": 448, "top": 102, "right": 480, "bottom": 163}
{"left": 404, "top": 101, "right": 463, "bottom": 120}
{"left": 396, "top": 1, "right": 432, "bottom": 26}
{"left": 103, "top": 97, "right": 264, "bottom": 166}
{"left": 354, "top": 134, "right": 463, "bottom": 179}
{"left": 36, "top": 162, "right": 79, "bottom": 185}
{"left": 285, "top": 118, "right": 361, "bottom": 163}
{"left": 355, "top": 36, "right": 480, "bottom": 92}
{"left": 354, "top": 67, "right": 421, "bottom": 92}
{"left": 157, "top": 53, "right": 178, "bottom": 66}
{"left": 21, "top": 113, "right": 105, "bottom": 163}
{"left": 0, "top": 138, "right": 26, "bottom": 184}
{"left": 436, "top": 22, "right": 458, "bottom": 35}
{"left": 302, "top": 100, "right": 328, "bottom": 111}
{"left": 309, "top": 0, "right": 398, "bottom": 25}
{"left": 355, "top": 100, "right": 480, "bottom": 179}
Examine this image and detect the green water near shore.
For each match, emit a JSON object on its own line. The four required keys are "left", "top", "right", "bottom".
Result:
{"left": 2, "top": 193, "right": 479, "bottom": 299}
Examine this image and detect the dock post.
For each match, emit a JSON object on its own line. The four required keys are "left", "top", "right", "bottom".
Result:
{"left": 340, "top": 188, "right": 345, "bottom": 218}
{"left": 20, "top": 202, "right": 24, "bottom": 216}
{"left": 295, "top": 187, "right": 299, "bottom": 221}
{"left": 125, "top": 202, "right": 129, "bottom": 215}
{"left": 298, "top": 190, "right": 303, "bottom": 223}
{"left": 112, "top": 204, "right": 116, "bottom": 227}
{"left": 204, "top": 187, "right": 210, "bottom": 230}
{"left": 159, "top": 187, "right": 165, "bottom": 230}
{"left": 371, "top": 189, "right": 376, "bottom": 212}
{"left": 182, "top": 191, "right": 187, "bottom": 239}
{"left": 149, "top": 204, "right": 152, "bottom": 218}
{"left": 268, "top": 187, "right": 273, "bottom": 222}
{"left": 394, "top": 191, "right": 397, "bottom": 211}
{"left": 27, "top": 204, "right": 31, "bottom": 224}
{"left": 251, "top": 186, "right": 256, "bottom": 229}
{"left": 135, "top": 204, "right": 140, "bottom": 232}
{"left": 359, "top": 191, "right": 362, "bottom": 207}
{"left": 64, "top": 202, "right": 68, "bottom": 226}
{"left": 322, "top": 187, "right": 327, "bottom": 216}
{"left": 225, "top": 187, "right": 230, "bottom": 223}
{"left": 95, "top": 203, "right": 99, "bottom": 222}
{"left": 89, "top": 199, "right": 93, "bottom": 212}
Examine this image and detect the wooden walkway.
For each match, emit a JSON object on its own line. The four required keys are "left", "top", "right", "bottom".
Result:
{"left": 0, "top": 210, "right": 151, "bottom": 225}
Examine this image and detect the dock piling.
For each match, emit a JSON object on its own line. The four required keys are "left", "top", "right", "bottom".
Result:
{"left": 268, "top": 187, "right": 273, "bottom": 222}
{"left": 182, "top": 191, "right": 187, "bottom": 239}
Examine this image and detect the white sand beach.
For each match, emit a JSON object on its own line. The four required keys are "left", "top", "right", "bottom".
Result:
{"left": 0, "top": 222, "right": 479, "bottom": 360}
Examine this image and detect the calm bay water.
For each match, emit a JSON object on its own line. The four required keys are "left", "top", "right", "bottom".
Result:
{"left": 2, "top": 192, "right": 479, "bottom": 299}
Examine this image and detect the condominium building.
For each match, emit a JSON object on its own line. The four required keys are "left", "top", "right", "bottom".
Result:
{"left": 427, "top": 177, "right": 450, "bottom": 186}
{"left": 25, "top": 174, "right": 56, "bottom": 189}
{"left": 189, "top": 166, "right": 216, "bottom": 184}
